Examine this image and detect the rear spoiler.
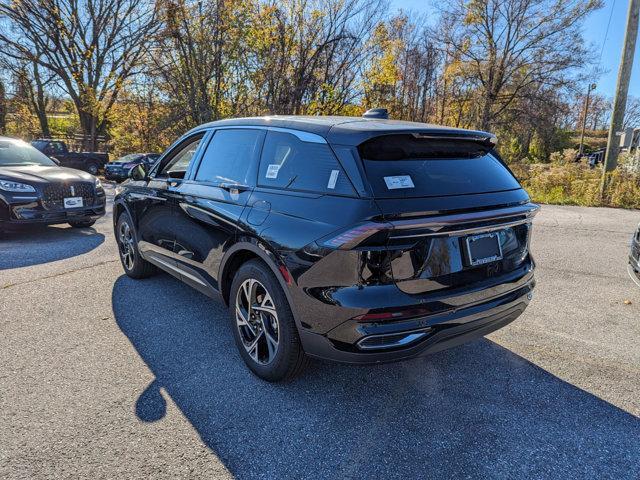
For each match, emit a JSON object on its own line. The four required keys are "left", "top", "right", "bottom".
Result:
{"left": 410, "top": 132, "right": 498, "bottom": 147}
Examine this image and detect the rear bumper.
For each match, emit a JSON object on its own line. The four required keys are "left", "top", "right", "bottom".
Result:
{"left": 299, "top": 280, "right": 533, "bottom": 364}
{"left": 104, "top": 170, "right": 127, "bottom": 181}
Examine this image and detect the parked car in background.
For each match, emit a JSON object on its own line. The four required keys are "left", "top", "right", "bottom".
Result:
{"left": 586, "top": 148, "right": 606, "bottom": 169}
{"left": 113, "top": 115, "right": 538, "bottom": 381}
{"left": 31, "top": 139, "right": 109, "bottom": 175}
{"left": 0, "top": 137, "right": 105, "bottom": 230}
{"left": 629, "top": 223, "right": 640, "bottom": 287}
{"left": 104, "top": 153, "right": 160, "bottom": 182}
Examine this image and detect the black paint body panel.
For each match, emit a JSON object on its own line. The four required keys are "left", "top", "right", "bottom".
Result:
{"left": 113, "top": 116, "right": 537, "bottom": 363}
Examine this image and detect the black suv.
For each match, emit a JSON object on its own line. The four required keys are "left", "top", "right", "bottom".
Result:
{"left": 113, "top": 116, "right": 538, "bottom": 381}
{"left": 1, "top": 136, "right": 106, "bottom": 230}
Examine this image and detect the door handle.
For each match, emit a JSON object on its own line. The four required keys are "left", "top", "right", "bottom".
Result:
{"left": 219, "top": 183, "right": 250, "bottom": 193}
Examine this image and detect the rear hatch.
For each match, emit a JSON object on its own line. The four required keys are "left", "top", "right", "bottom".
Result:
{"left": 357, "top": 133, "right": 535, "bottom": 297}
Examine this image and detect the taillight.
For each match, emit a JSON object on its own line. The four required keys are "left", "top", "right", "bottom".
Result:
{"left": 319, "top": 221, "right": 392, "bottom": 250}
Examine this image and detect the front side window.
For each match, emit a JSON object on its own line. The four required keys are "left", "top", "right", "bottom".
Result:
{"left": 258, "top": 131, "right": 354, "bottom": 195}
{"left": 195, "top": 129, "right": 263, "bottom": 185}
{"left": 158, "top": 136, "right": 203, "bottom": 178}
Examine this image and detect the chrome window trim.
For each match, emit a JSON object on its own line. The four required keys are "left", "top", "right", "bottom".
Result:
{"left": 209, "top": 125, "right": 327, "bottom": 144}
{"left": 150, "top": 130, "right": 212, "bottom": 179}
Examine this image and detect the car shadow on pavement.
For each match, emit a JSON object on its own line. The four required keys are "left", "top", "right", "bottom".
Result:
{"left": 0, "top": 225, "right": 104, "bottom": 269}
{"left": 112, "top": 274, "right": 640, "bottom": 480}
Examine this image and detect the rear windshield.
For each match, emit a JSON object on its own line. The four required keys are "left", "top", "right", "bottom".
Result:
{"left": 358, "top": 134, "right": 521, "bottom": 198}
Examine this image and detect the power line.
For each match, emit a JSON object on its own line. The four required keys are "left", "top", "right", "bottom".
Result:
{"left": 599, "top": 0, "right": 617, "bottom": 66}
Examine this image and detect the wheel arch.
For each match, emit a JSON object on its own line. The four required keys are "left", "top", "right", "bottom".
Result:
{"left": 112, "top": 199, "right": 129, "bottom": 227}
{"left": 112, "top": 199, "right": 138, "bottom": 238}
{"left": 218, "top": 241, "right": 294, "bottom": 309}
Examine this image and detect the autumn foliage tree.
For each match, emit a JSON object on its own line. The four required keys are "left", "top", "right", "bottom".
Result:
{"left": 0, "top": 0, "right": 159, "bottom": 149}
{"left": 0, "top": 0, "right": 614, "bottom": 163}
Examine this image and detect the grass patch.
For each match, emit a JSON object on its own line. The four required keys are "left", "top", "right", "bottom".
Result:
{"left": 511, "top": 161, "right": 640, "bottom": 209}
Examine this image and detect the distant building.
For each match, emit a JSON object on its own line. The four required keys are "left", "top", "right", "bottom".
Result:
{"left": 620, "top": 127, "right": 640, "bottom": 153}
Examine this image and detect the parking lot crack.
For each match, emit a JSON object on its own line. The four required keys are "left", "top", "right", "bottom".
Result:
{"left": 1, "top": 259, "right": 119, "bottom": 290}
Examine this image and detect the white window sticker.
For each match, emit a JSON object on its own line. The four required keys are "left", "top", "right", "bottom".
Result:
{"left": 384, "top": 175, "right": 415, "bottom": 190}
{"left": 265, "top": 164, "right": 281, "bottom": 179}
{"left": 327, "top": 169, "right": 340, "bottom": 189}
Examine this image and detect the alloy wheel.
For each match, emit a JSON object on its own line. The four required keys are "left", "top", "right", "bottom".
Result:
{"left": 235, "top": 278, "right": 279, "bottom": 365}
{"left": 118, "top": 221, "right": 135, "bottom": 271}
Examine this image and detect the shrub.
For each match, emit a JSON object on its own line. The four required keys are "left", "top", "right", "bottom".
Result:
{"left": 513, "top": 159, "right": 640, "bottom": 209}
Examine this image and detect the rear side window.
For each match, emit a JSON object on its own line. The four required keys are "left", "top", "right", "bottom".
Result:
{"left": 359, "top": 134, "right": 521, "bottom": 198}
{"left": 196, "top": 129, "right": 263, "bottom": 184}
{"left": 258, "top": 131, "right": 354, "bottom": 195}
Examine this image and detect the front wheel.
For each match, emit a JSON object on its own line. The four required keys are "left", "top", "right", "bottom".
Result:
{"left": 87, "top": 163, "right": 99, "bottom": 175}
{"left": 115, "top": 212, "right": 156, "bottom": 279}
{"left": 230, "top": 259, "right": 309, "bottom": 382}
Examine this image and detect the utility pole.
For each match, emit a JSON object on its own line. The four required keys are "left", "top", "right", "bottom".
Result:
{"left": 579, "top": 83, "right": 597, "bottom": 157}
{"left": 601, "top": 0, "right": 640, "bottom": 197}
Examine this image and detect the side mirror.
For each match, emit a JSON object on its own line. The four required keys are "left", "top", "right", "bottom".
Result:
{"left": 129, "top": 163, "right": 148, "bottom": 181}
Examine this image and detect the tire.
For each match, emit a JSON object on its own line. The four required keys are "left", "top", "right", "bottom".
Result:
{"left": 115, "top": 211, "right": 156, "bottom": 279}
{"left": 87, "top": 163, "right": 99, "bottom": 175}
{"left": 229, "top": 259, "right": 309, "bottom": 382}
{"left": 68, "top": 219, "right": 96, "bottom": 228}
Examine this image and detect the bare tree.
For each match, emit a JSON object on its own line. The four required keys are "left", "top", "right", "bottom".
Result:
{"left": 0, "top": 56, "right": 57, "bottom": 138}
{"left": 0, "top": 77, "right": 6, "bottom": 134}
{"left": 439, "top": 0, "right": 601, "bottom": 131}
{"left": 250, "top": 0, "right": 385, "bottom": 115}
{"left": 624, "top": 96, "right": 640, "bottom": 129}
{"left": 148, "top": 0, "right": 234, "bottom": 127}
{"left": 364, "top": 13, "right": 440, "bottom": 122}
{"left": 0, "top": 0, "right": 159, "bottom": 149}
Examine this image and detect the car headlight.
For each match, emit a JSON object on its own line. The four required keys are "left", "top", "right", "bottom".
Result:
{"left": 94, "top": 177, "right": 102, "bottom": 188}
{"left": 0, "top": 179, "right": 36, "bottom": 193}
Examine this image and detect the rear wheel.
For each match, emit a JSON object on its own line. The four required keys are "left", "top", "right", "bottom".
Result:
{"left": 68, "top": 219, "right": 96, "bottom": 228}
{"left": 116, "top": 212, "right": 156, "bottom": 279}
{"left": 229, "top": 259, "right": 309, "bottom": 381}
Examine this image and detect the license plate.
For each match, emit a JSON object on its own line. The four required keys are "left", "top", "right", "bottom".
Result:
{"left": 64, "top": 197, "right": 83, "bottom": 209}
{"left": 466, "top": 232, "right": 503, "bottom": 266}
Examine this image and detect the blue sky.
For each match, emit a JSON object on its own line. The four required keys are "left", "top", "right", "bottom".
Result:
{"left": 390, "top": 0, "right": 639, "bottom": 98}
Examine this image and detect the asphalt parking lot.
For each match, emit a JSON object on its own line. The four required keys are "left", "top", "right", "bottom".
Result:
{"left": 1, "top": 185, "right": 639, "bottom": 479}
